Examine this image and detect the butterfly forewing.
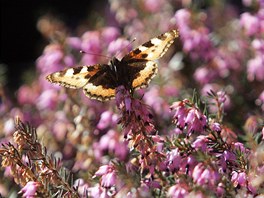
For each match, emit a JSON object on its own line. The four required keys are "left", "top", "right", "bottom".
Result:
{"left": 122, "top": 29, "right": 179, "bottom": 62}
{"left": 46, "top": 64, "right": 102, "bottom": 89}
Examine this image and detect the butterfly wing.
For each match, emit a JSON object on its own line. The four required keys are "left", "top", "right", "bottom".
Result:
{"left": 121, "top": 29, "right": 179, "bottom": 89}
{"left": 46, "top": 64, "right": 116, "bottom": 101}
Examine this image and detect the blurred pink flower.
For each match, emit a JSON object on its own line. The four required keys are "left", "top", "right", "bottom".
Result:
{"left": 36, "top": 89, "right": 59, "bottom": 110}
{"left": 19, "top": 181, "right": 41, "bottom": 197}
{"left": 143, "top": 0, "right": 163, "bottom": 13}
{"left": 66, "top": 37, "right": 82, "bottom": 50}
{"left": 37, "top": 44, "right": 75, "bottom": 74}
{"left": 101, "top": 26, "right": 121, "bottom": 45}
{"left": 167, "top": 183, "right": 189, "bottom": 198}
{"left": 210, "top": 122, "right": 221, "bottom": 132}
{"left": 94, "top": 165, "right": 117, "bottom": 188}
{"left": 192, "top": 135, "right": 208, "bottom": 152}
{"left": 231, "top": 171, "right": 247, "bottom": 187}
{"left": 240, "top": 13, "right": 260, "bottom": 36}
{"left": 97, "top": 111, "right": 118, "bottom": 130}
{"left": 17, "top": 85, "right": 39, "bottom": 105}
{"left": 107, "top": 38, "right": 130, "bottom": 58}
{"left": 192, "top": 163, "right": 219, "bottom": 187}
{"left": 247, "top": 54, "right": 264, "bottom": 81}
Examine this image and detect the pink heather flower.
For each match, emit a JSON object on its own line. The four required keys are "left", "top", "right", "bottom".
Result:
{"left": 170, "top": 100, "right": 207, "bottom": 135}
{"left": 194, "top": 67, "right": 216, "bottom": 84}
{"left": 240, "top": 12, "right": 260, "bottom": 36}
{"left": 3, "top": 118, "right": 15, "bottom": 136}
{"left": 86, "top": 184, "right": 104, "bottom": 198}
{"left": 143, "top": 0, "right": 163, "bottom": 13}
{"left": 115, "top": 86, "right": 155, "bottom": 138}
{"left": 218, "top": 150, "right": 236, "bottom": 172}
{"left": 174, "top": 9, "right": 214, "bottom": 61}
{"left": 101, "top": 26, "right": 121, "bottom": 44}
{"left": 94, "top": 165, "right": 117, "bottom": 188}
{"left": 247, "top": 54, "right": 264, "bottom": 81}
{"left": 144, "top": 86, "right": 170, "bottom": 116}
{"left": 174, "top": 9, "right": 191, "bottom": 30}
{"left": 81, "top": 31, "right": 102, "bottom": 65}
{"left": 231, "top": 171, "right": 247, "bottom": 187}
{"left": 167, "top": 148, "right": 182, "bottom": 172}
{"left": 192, "top": 163, "right": 219, "bottom": 187}
{"left": 167, "top": 183, "right": 189, "bottom": 198}
{"left": 142, "top": 179, "right": 161, "bottom": 189}
{"left": 36, "top": 44, "right": 75, "bottom": 74}
{"left": 98, "top": 129, "right": 128, "bottom": 160}
{"left": 74, "top": 179, "right": 89, "bottom": 196}
{"left": 17, "top": 85, "right": 39, "bottom": 105}
{"left": 81, "top": 31, "right": 102, "bottom": 54}
{"left": 36, "top": 89, "right": 59, "bottom": 110}
{"left": 210, "top": 122, "right": 221, "bottom": 132}
{"left": 97, "top": 111, "right": 118, "bottom": 130}
{"left": 252, "top": 39, "right": 264, "bottom": 52}
{"left": 66, "top": 37, "right": 82, "bottom": 50}
{"left": 233, "top": 142, "right": 248, "bottom": 153}
{"left": 216, "top": 182, "right": 225, "bottom": 197}
{"left": 107, "top": 38, "right": 131, "bottom": 58}
{"left": 192, "top": 135, "right": 208, "bottom": 152}
{"left": 19, "top": 181, "right": 41, "bottom": 197}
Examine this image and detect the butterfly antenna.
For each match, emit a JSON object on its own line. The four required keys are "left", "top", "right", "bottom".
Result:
{"left": 115, "top": 37, "right": 136, "bottom": 58}
{"left": 80, "top": 50, "right": 112, "bottom": 60}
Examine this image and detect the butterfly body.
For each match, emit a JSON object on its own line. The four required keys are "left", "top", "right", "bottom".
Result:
{"left": 46, "top": 30, "right": 179, "bottom": 101}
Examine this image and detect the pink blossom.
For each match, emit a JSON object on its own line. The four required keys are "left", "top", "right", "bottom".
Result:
{"left": 167, "top": 183, "right": 189, "bottom": 198}
{"left": 210, "top": 122, "right": 221, "bottom": 132}
{"left": 192, "top": 163, "right": 219, "bottom": 187}
{"left": 101, "top": 26, "right": 121, "bottom": 44}
{"left": 94, "top": 165, "right": 117, "bottom": 188}
{"left": 19, "top": 181, "right": 41, "bottom": 197}
{"left": 192, "top": 135, "right": 208, "bottom": 152}
{"left": 171, "top": 100, "right": 207, "bottom": 135}
{"left": 107, "top": 38, "right": 130, "bottom": 58}
{"left": 143, "top": 0, "right": 163, "bottom": 13}
{"left": 247, "top": 54, "right": 264, "bottom": 81}
{"left": 87, "top": 184, "right": 105, "bottom": 198}
{"left": 17, "top": 85, "right": 39, "bottom": 105}
{"left": 97, "top": 111, "right": 118, "bottom": 130}
{"left": 240, "top": 12, "right": 260, "bottom": 36}
{"left": 194, "top": 67, "right": 216, "bottom": 84}
{"left": 36, "top": 89, "right": 59, "bottom": 110}
{"left": 231, "top": 171, "right": 247, "bottom": 187}
{"left": 66, "top": 37, "right": 82, "bottom": 50}
{"left": 36, "top": 44, "right": 75, "bottom": 74}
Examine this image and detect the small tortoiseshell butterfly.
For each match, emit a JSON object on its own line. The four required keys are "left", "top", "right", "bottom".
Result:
{"left": 46, "top": 30, "right": 179, "bottom": 101}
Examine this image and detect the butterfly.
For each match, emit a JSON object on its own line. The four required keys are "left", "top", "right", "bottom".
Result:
{"left": 46, "top": 29, "right": 179, "bottom": 101}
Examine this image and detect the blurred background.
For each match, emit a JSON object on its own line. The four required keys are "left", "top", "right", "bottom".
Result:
{"left": 1, "top": 0, "right": 109, "bottom": 93}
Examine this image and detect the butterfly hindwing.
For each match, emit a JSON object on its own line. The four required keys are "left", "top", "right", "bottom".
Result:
{"left": 83, "top": 83, "right": 116, "bottom": 101}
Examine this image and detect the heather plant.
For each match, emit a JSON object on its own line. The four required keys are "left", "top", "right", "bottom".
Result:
{"left": 1, "top": 0, "right": 264, "bottom": 197}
